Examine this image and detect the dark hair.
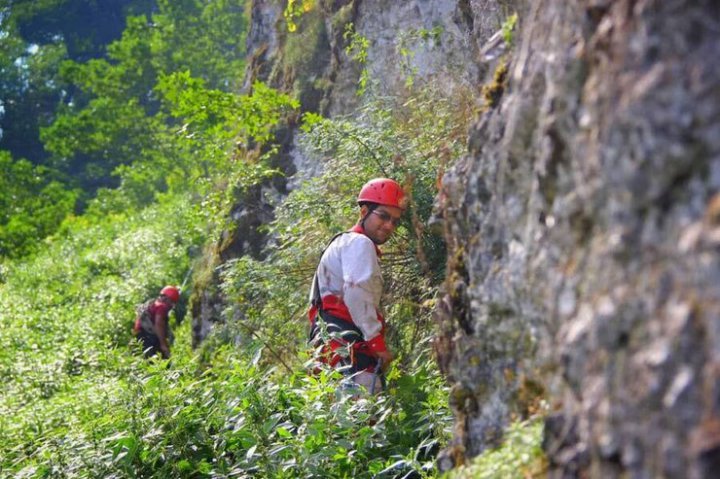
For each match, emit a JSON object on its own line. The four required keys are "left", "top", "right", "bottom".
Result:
{"left": 358, "top": 202, "right": 379, "bottom": 211}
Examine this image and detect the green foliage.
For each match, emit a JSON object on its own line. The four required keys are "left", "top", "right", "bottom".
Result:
{"left": 238, "top": 84, "right": 473, "bottom": 329}
{"left": 156, "top": 73, "right": 298, "bottom": 235}
{"left": 396, "top": 26, "right": 443, "bottom": 89}
{"left": 38, "top": 0, "right": 251, "bottom": 198}
{"left": 501, "top": 13, "right": 518, "bottom": 46}
{"left": 8, "top": 0, "right": 154, "bottom": 59}
{"left": 0, "top": 0, "right": 153, "bottom": 165}
{"left": 0, "top": 182, "right": 454, "bottom": 477}
{"left": 0, "top": 151, "right": 79, "bottom": 258}
{"left": 286, "top": 92, "right": 465, "bottom": 349}
{"left": 284, "top": 0, "right": 315, "bottom": 33}
{"left": 0, "top": 31, "right": 67, "bottom": 163}
{"left": 1, "top": 10, "right": 469, "bottom": 476}
{"left": 0, "top": 5, "right": 544, "bottom": 478}
{"left": 448, "top": 418, "right": 546, "bottom": 479}
{"left": 1, "top": 0, "right": 253, "bottom": 256}
{"left": 41, "top": 95, "right": 164, "bottom": 191}
{"left": 160, "top": 74, "right": 298, "bottom": 147}
{"left": 282, "top": 4, "right": 328, "bottom": 107}
{"left": 0, "top": 192, "right": 205, "bottom": 475}
{"left": 150, "top": 0, "right": 248, "bottom": 89}
{"left": 344, "top": 23, "right": 370, "bottom": 96}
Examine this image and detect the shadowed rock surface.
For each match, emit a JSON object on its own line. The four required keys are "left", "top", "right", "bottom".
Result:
{"left": 436, "top": 1, "right": 720, "bottom": 477}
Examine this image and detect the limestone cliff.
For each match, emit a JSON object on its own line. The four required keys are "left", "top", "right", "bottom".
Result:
{"left": 437, "top": 1, "right": 720, "bottom": 477}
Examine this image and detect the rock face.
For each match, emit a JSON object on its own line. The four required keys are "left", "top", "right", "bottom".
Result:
{"left": 196, "top": 0, "right": 720, "bottom": 476}
{"left": 436, "top": 0, "right": 720, "bottom": 477}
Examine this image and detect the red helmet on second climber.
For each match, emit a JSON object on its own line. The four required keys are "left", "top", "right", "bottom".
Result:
{"left": 160, "top": 285, "right": 180, "bottom": 303}
{"left": 357, "top": 178, "right": 406, "bottom": 209}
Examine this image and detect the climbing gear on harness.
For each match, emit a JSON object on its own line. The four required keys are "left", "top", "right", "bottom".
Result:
{"left": 308, "top": 232, "right": 382, "bottom": 377}
{"left": 308, "top": 310, "right": 378, "bottom": 373}
{"left": 134, "top": 300, "right": 157, "bottom": 336}
{"left": 133, "top": 299, "right": 175, "bottom": 345}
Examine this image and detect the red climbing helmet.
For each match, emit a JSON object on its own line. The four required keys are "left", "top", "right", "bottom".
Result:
{"left": 160, "top": 285, "right": 180, "bottom": 303}
{"left": 357, "top": 178, "right": 406, "bottom": 209}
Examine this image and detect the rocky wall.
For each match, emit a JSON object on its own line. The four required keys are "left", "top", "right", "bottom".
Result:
{"left": 436, "top": 1, "right": 720, "bottom": 477}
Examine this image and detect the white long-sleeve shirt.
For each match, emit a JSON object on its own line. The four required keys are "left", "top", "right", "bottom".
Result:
{"left": 309, "top": 232, "right": 383, "bottom": 342}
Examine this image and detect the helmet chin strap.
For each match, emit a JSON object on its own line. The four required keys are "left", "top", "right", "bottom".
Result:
{"left": 359, "top": 204, "right": 380, "bottom": 243}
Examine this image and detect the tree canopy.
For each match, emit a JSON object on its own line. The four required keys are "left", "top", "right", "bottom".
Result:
{"left": 0, "top": 0, "right": 250, "bottom": 259}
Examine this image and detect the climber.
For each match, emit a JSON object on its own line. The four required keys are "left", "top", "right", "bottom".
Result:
{"left": 308, "top": 177, "right": 406, "bottom": 394}
{"left": 133, "top": 285, "right": 180, "bottom": 359}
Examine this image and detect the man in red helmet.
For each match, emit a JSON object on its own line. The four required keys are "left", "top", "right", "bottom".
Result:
{"left": 133, "top": 285, "right": 180, "bottom": 359}
{"left": 308, "top": 178, "right": 405, "bottom": 394}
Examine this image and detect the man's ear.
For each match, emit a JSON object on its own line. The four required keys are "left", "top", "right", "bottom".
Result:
{"left": 359, "top": 204, "right": 369, "bottom": 217}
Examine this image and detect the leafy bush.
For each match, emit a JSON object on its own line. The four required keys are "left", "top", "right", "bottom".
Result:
{"left": 40, "top": 0, "right": 251, "bottom": 197}
{"left": 448, "top": 417, "right": 547, "bottom": 479}
{"left": 0, "top": 192, "right": 201, "bottom": 473}
{"left": 0, "top": 152, "right": 79, "bottom": 259}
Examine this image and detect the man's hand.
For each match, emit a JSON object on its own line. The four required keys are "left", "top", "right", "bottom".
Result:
{"left": 375, "top": 350, "right": 393, "bottom": 371}
{"left": 155, "top": 314, "right": 171, "bottom": 359}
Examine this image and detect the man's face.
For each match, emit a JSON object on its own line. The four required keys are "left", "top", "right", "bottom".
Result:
{"left": 160, "top": 295, "right": 176, "bottom": 308}
{"left": 362, "top": 205, "right": 403, "bottom": 245}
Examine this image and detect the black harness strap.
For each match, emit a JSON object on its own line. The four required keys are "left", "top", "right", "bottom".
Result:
{"left": 309, "top": 311, "right": 378, "bottom": 375}
{"left": 309, "top": 310, "right": 363, "bottom": 346}
{"left": 311, "top": 231, "right": 348, "bottom": 310}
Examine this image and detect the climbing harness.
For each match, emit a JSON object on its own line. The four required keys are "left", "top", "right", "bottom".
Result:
{"left": 308, "top": 232, "right": 383, "bottom": 383}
